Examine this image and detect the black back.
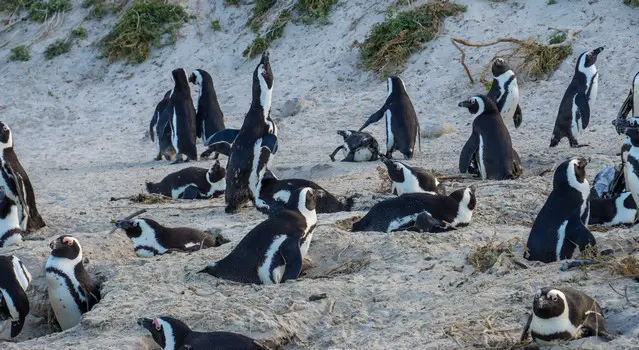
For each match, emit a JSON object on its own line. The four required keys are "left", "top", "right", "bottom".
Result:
{"left": 167, "top": 69, "right": 197, "bottom": 160}
{"left": 150, "top": 90, "right": 172, "bottom": 142}
{"left": 117, "top": 218, "right": 218, "bottom": 250}
{"left": 0, "top": 255, "right": 30, "bottom": 337}
{"left": 259, "top": 177, "right": 347, "bottom": 214}
{"left": 387, "top": 76, "right": 419, "bottom": 159}
{"left": 190, "top": 69, "right": 226, "bottom": 141}
{"left": 146, "top": 161, "right": 225, "bottom": 199}
{"left": 380, "top": 156, "right": 440, "bottom": 194}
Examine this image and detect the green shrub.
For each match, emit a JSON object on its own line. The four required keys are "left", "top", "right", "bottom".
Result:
{"left": 210, "top": 20, "right": 222, "bottom": 31}
{"left": 549, "top": 31, "right": 566, "bottom": 44}
{"left": 9, "top": 46, "right": 31, "bottom": 61}
{"left": 44, "top": 39, "right": 71, "bottom": 59}
{"left": 624, "top": 0, "right": 639, "bottom": 7}
{"left": 242, "top": 10, "right": 289, "bottom": 58}
{"left": 28, "top": 0, "right": 72, "bottom": 22}
{"left": 72, "top": 27, "right": 88, "bottom": 40}
{"left": 295, "top": 0, "right": 336, "bottom": 24}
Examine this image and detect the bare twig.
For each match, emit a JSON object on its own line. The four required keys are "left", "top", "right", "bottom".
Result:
{"left": 108, "top": 209, "right": 147, "bottom": 234}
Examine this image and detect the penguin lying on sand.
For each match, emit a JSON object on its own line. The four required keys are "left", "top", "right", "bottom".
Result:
{"left": 0, "top": 255, "right": 31, "bottom": 338}
{"left": 380, "top": 155, "right": 445, "bottom": 196}
{"left": 329, "top": 130, "right": 380, "bottom": 162}
{"left": 150, "top": 90, "right": 175, "bottom": 161}
{"left": 0, "top": 187, "right": 22, "bottom": 248}
{"left": 521, "top": 287, "right": 614, "bottom": 344}
{"left": 115, "top": 218, "right": 223, "bottom": 257}
{"left": 146, "top": 160, "right": 226, "bottom": 199}
{"left": 189, "top": 69, "right": 226, "bottom": 159}
{"left": 487, "top": 58, "right": 522, "bottom": 128}
{"left": 589, "top": 192, "right": 636, "bottom": 226}
{"left": 139, "top": 316, "right": 265, "bottom": 350}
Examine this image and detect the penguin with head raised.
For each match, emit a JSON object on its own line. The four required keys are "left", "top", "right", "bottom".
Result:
{"left": 0, "top": 187, "right": 22, "bottom": 248}
{"left": 156, "top": 68, "right": 197, "bottom": 163}
{"left": 114, "top": 218, "right": 223, "bottom": 257}
{"left": 150, "top": 90, "right": 175, "bottom": 161}
{"left": 0, "top": 121, "right": 45, "bottom": 232}
{"left": 329, "top": 130, "right": 380, "bottom": 162}
{"left": 359, "top": 76, "right": 420, "bottom": 159}
{"left": 138, "top": 316, "right": 265, "bottom": 350}
{"left": 145, "top": 160, "right": 226, "bottom": 200}
{"left": 189, "top": 69, "right": 226, "bottom": 159}
{"left": 458, "top": 95, "right": 522, "bottom": 180}
{"left": 487, "top": 57, "right": 522, "bottom": 128}
{"left": 624, "top": 127, "right": 639, "bottom": 216}
{"left": 200, "top": 188, "right": 316, "bottom": 284}
{"left": 521, "top": 287, "right": 613, "bottom": 344}
{"left": 0, "top": 255, "right": 31, "bottom": 338}
{"left": 615, "top": 71, "right": 639, "bottom": 163}
{"left": 380, "top": 155, "right": 445, "bottom": 196}
{"left": 550, "top": 47, "right": 604, "bottom": 148}
{"left": 525, "top": 157, "right": 595, "bottom": 263}
{"left": 45, "top": 235, "right": 100, "bottom": 330}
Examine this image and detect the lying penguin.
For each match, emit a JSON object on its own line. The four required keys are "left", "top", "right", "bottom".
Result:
{"left": 380, "top": 155, "right": 445, "bottom": 196}
{"left": 329, "top": 130, "right": 380, "bottom": 162}
{"left": 115, "top": 218, "right": 223, "bottom": 257}
{"left": 0, "top": 255, "right": 31, "bottom": 338}
{"left": 200, "top": 188, "right": 316, "bottom": 284}
{"left": 0, "top": 187, "right": 22, "bottom": 248}
{"left": 589, "top": 192, "right": 636, "bottom": 226}
{"left": 145, "top": 160, "right": 226, "bottom": 199}
{"left": 139, "top": 316, "right": 265, "bottom": 350}
{"left": 351, "top": 188, "right": 475, "bottom": 233}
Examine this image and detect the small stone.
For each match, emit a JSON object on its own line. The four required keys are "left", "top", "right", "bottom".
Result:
{"left": 422, "top": 122, "right": 454, "bottom": 139}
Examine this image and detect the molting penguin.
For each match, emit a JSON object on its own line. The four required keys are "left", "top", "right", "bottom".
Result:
{"left": 157, "top": 68, "right": 197, "bottom": 163}
{"left": 359, "top": 76, "right": 420, "bottom": 159}
{"left": 0, "top": 121, "right": 45, "bottom": 232}
{"left": 589, "top": 192, "right": 637, "bottom": 226}
{"left": 206, "top": 52, "right": 278, "bottom": 213}
{"left": 521, "top": 287, "right": 613, "bottom": 344}
{"left": 380, "top": 155, "right": 445, "bottom": 196}
{"left": 0, "top": 187, "right": 22, "bottom": 248}
{"left": 624, "top": 127, "right": 639, "bottom": 216}
{"left": 189, "top": 69, "right": 226, "bottom": 159}
{"left": 0, "top": 255, "right": 31, "bottom": 338}
{"left": 200, "top": 188, "right": 316, "bottom": 284}
{"left": 351, "top": 188, "right": 475, "bottom": 233}
{"left": 114, "top": 218, "right": 223, "bottom": 257}
{"left": 550, "top": 47, "right": 604, "bottom": 148}
{"left": 525, "top": 157, "right": 595, "bottom": 263}
{"left": 150, "top": 90, "right": 175, "bottom": 161}
{"left": 145, "top": 160, "right": 226, "bottom": 199}
{"left": 138, "top": 316, "right": 265, "bottom": 350}
{"left": 487, "top": 58, "right": 522, "bottom": 128}
{"left": 458, "top": 95, "right": 522, "bottom": 180}
{"left": 45, "top": 235, "right": 100, "bottom": 330}
{"left": 615, "top": 71, "right": 639, "bottom": 163}
{"left": 329, "top": 130, "right": 380, "bottom": 162}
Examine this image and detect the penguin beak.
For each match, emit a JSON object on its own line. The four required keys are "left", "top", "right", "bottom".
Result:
{"left": 260, "top": 51, "right": 270, "bottom": 65}
{"left": 188, "top": 73, "right": 196, "bottom": 84}
{"left": 458, "top": 101, "right": 470, "bottom": 108}
{"left": 138, "top": 318, "right": 154, "bottom": 332}
{"left": 115, "top": 220, "right": 134, "bottom": 230}
{"left": 592, "top": 47, "right": 604, "bottom": 56}
{"left": 49, "top": 240, "right": 55, "bottom": 250}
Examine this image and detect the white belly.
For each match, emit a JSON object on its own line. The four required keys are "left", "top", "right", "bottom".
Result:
{"left": 571, "top": 95, "right": 580, "bottom": 137}
{"left": 478, "top": 136, "right": 487, "bottom": 180}
{"left": 588, "top": 75, "right": 598, "bottom": 105}
{"left": 385, "top": 109, "right": 394, "bottom": 151}
{"left": 501, "top": 81, "right": 519, "bottom": 121}
{"left": 607, "top": 193, "right": 637, "bottom": 226}
{"left": 394, "top": 176, "right": 424, "bottom": 196}
{"left": 171, "top": 108, "right": 179, "bottom": 151}
{"left": 170, "top": 185, "right": 190, "bottom": 199}
{"left": 530, "top": 314, "right": 578, "bottom": 342}
{"left": 300, "top": 232, "right": 313, "bottom": 259}
{"left": 624, "top": 152, "right": 639, "bottom": 211}
{"left": 387, "top": 212, "right": 422, "bottom": 232}
{"left": 353, "top": 148, "right": 373, "bottom": 162}
{"left": 555, "top": 220, "right": 569, "bottom": 261}
{"left": 47, "top": 274, "right": 82, "bottom": 330}
{"left": 257, "top": 235, "right": 287, "bottom": 284}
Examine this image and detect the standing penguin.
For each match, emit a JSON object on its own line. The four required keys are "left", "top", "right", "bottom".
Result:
{"left": 624, "top": 127, "right": 639, "bottom": 216}
{"left": 359, "top": 76, "right": 420, "bottom": 159}
{"left": 157, "top": 68, "right": 198, "bottom": 163}
{"left": 380, "top": 155, "right": 444, "bottom": 196}
{"left": 145, "top": 160, "right": 226, "bottom": 199}
{"left": 458, "top": 95, "right": 523, "bottom": 180}
{"left": 487, "top": 58, "right": 522, "bottom": 128}
{"left": 329, "top": 130, "right": 380, "bottom": 162}
{"left": 0, "top": 121, "right": 45, "bottom": 232}
{"left": 206, "top": 52, "right": 278, "bottom": 213}
{"left": 189, "top": 69, "right": 226, "bottom": 159}
{"left": 550, "top": 47, "right": 604, "bottom": 148}
{"left": 616, "top": 71, "right": 639, "bottom": 162}
{"left": 0, "top": 255, "right": 31, "bottom": 338}
{"left": 45, "top": 235, "right": 100, "bottom": 330}
{"left": 0, "top": 187, "right": 22, "bottom": 248}
{"left": 525, "top": 157, "right": 595, "bottom": 263}
{"left": 150, "top": 90, "right": 175, "bottom": 161}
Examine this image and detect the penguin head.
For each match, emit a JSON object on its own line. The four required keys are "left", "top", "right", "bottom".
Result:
{"left": 458, "top": 95, "right": 497, "bottom": 118}
{"left": 49, "top": 235, "right": 82, "bottom": 261}
{"left": 337, "top": 130, "right": 354, "bottom": 139}
{"left": 207, "top": 160, "right": 226, "bottom": 184}
{"left": 578, "top": 47, "right": 604, "bottom": 70}
{"left": 114, "top": 218, "right": 147, "bottom": 238}
{"left": 387, "top": 76, "right": 407, "bottom": 97}
{"left": 555, "top": 157, "right": 589, "bottom": 192}
{"left": 188, "top": 69, "right": 205, "bottom": 86}
{"left": 171, "top": 68, "right": 191, "bottom": 94}
{"left": 625, "top": 127, "right": 639, "bottom": 147}
{"left": 449, "top": 187, "right": 476, "bottom": 211}
{"left": 491, "top": 58, "right": 511, "bottom": 77}
{"left": 286, "top": 187, "right": 317, "bottom": 214}
{"left": 380, "top": 155, "right": 406, "bottom": 183}
{"left": 533, "top": 288, "right": 567, "bottom": 319}
{"left": 138, "top": 316, "right": 191, "bottom": 350}
{"left": 253, "top": 51, "right": 274, "bottom": 106}
{"left": 0, "top": 121, "right": 13, "bottom": 148}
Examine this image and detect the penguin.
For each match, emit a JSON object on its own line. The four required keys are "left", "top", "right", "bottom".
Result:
{"left": 624, "top": 127, "right": 639, "bottom": 215}
{"left": 359, "top": 76, "right": 420, "bottom": 159}
{"left": 156, "top": 68, "right": 198, "bottom": 163}
{"left": 0, "top": 187, "right": 22, "bottom": 248}
{"left": 380, "top": 155, "right": 445, "bottom": 196}
{"left": 521, "top": 287, "right": 614, "bottom": 344}
{"left": 145, "top": 160, "right": 226, "bottom": 199}
{"left": 189, "top": 69, "right": 226, "bottom": 159}
{"left": 0, "top": 121, "right": 45, "bottom": 232}
{"left": 199, "top": 188, "right": 316, "bottom": 284}
{"left": 486, "top": 57, "right": 522, "bottom": 128}
{"left": 589, "top": 192, "right": 637, "bottom": 226}
{"left": 45, "top": 235, "right": 100, "bottom": 330}
{"left": 138, "top": 316, "right": 265, "bottom": 350}
{"left": 329, "top": 130, "right": 380, "bottom": 162}
{"left": 0, "top": 255, "right": 31, "bottom": 338}
{"left": 616, "top": 71, "right": 639, "bottom": 163}
{"left": 351, "top": 188, "right": 475, "bottom": 233}
{"left": 205, "top": 52, "right": 278, "bottom": 213}
{"left": 150, "top": 90, "right": 175, "bottom": 161}
{"left": 550, "top": 47, "right": 604, "bottom": 148}
{"left": 525, "top": 157, "right": 595, "bottom": 263}
{"left": 458, "top": 95, "right": 523, "bottom": 180}
{"left": 114, "top": 218, "right": 223, "bottom": 258}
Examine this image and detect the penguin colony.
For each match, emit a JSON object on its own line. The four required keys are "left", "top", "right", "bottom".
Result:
{"left": 0, "top": 38, "right": 638, "bottom": 349}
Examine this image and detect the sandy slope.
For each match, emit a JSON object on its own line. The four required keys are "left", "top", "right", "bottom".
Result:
{"left": 0, "top": 0, "right": 638, "bottom": 348}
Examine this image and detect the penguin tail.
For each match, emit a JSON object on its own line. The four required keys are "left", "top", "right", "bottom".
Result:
{"left": 198, "top": 265, "right": 216, "bottom": 275}
{"left": 549, "top": 134, "right": 560, "bottom": 147}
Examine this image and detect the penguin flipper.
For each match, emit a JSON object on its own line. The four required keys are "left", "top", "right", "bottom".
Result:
{"left": 415, "top": 212, "right": 449, "bottom": 233}
{"left": 204, "top": 129, "right": 239, "bottom": 147}
{"left": 566, "top": 215, "right": 596, "bottom": 252}
{"left": 576, "top": 93, "right": 591, "bottom": 129}
{"left": 582, "top": 311, "right": 614, "bottom": 340}
{"left": 156, "top": 106, "right": 173, "bottom": 138}
{"left": 329, "top": 145, "right": 345, "bottom": 162}
{"left": 279, "top": 237, "right": 303, "bottom": 283}
{"left": 150, "top": 111, "right": 158, "bottom": 142}
{"left": 0, "top": 285, "right": 29, "bottom": 338}
{"left": 459, "top": 132, "right": 479, "bottom": 173}
{"left": 260, "top": 133, "right": 278, "bottom": 154}
{"left": 520, "top": 313, "right": 532, "bottom": 341}
{"left": 359, "top": 105, "right": 387, "bottom": 132}
{"left": 181, "top": 185, "right": 200, "bottom": 200}
{"left": 513, "top": 104, "right": 523, "bottom": 128}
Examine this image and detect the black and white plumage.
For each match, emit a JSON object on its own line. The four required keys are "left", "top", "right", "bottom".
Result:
{"left": 0, "top": 187, "right": 22, "bottom": 248}
{"left": 525, "top": 157, "right": 595, "bottom": 263}
{"left": 380, "top": 155, "right": 444, "bottom": 196}
{"left": 550, "top": 47, "right": 604, "bottom": 148}
{"left": 189, "top": 69, "right": 226, "bottom": 159}
{"left": 199, "top": 188, "right": 316, "bottom": 284}
{"left": 487, "top": 58, "right": 522, "bottom": 128}
{"left": 138, "top": 316, "right": 265, "bottom": 350}
{"left": 359, "top": 76, "right": 420, "bottom": 159}
{"left": 0, "top": 255, "right": 31, "bottom": 338}
{"left": 114, "top": 218, "right": 222, "bottom": 258}
{"left": 329, "top": 130, "right": 380, "bottom": 162}
{"left": 145, "top": 160, "right": 226, "bottom": 199}
{"left": 589, "top": 192, "right": 636, "bottom": 226}
{"left": 0, "top": 121, "right": 45, "bottom": 232}
{"left": 351, "top": 188, "right": 475, "bottom": 233}
{"left": 150, "top": 90, "right": 175, "bottom": 161}
{"left": 624, "top": 127, "right": 639, "bottom": 216}
{"left": 458, "top": 95, "right": 523, "bottom": 180}
{"left": 45, "top": 235, "right": 100, "bottom": 330}
{"left": 521, "top": 287, "right": 613, "bottom": 344}
{"left": 616, "top": 72, "right": 639, "bottom": 163}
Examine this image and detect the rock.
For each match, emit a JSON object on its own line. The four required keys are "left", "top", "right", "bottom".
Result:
{"left": 421, "top": 122, "right": 454, "bottom": 139}
{"left": 280, "top": 97, "right": 314, "bottom": 118}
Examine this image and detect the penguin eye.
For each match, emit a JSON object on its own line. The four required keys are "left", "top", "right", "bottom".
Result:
{"left": 551, "top": 295, "right": 558, "bottom": 302}
{"left": 471, "top": 99, "right": 476, "bottom": 105}
{"left": 62, "top": 237, "right": 73, "bottom": 246}
{"left": 2, "top": 125, "right": 7, "bottom": 131}
{"left": 153, "top": 320, "right": 161, "bottom": 331}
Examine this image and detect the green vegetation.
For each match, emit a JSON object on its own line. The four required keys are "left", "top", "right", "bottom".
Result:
{"left": 295, "top": 0, "right": 336, "bottom": 24}
{"left": 624, "top": 0, "right": 639, "bottom": 7}
{"left": 99, "top": 0, "right": 189, "bottom": 64}
{"left": 9, "top": 46, "right": 31, "bottom": 61}
{"left": 0, "top": 0, "right": 72, "bottom": 22}
{"left": 547, "top": 0, "right": 557, "bottom": 4}
{"left": 243, "top": 10, "right": 290, "bottom": 58}
{"left": 83, "top": 0, "right": 126, "bottom": 20}
{"left": 72, "top": 27, "right": 88, "bottom": 40}
{"left": 44, "top": 39, "right": 71, "bottom": 59}
{"left": 210, "top": 19, "right": 222, "bottom": 31}
{"left": 224, "top": 0, "right": 242, "bottom": 6}
{"left": 359, "top": 0, "right": 466, "bottom": 76}
{"left": 549, "top": 31, "right": 566, "bottom": 44}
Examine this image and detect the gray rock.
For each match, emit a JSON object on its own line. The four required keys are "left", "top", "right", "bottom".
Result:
{"left": 280, "top": 97, "right": 314, "bottom": 118}
{"left": 422, "top": 122, "right": 454, "bottom": 139}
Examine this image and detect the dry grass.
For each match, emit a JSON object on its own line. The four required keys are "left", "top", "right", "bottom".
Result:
{"left": 468, "top": 239, "right": 522, "bottom": 273}
{"left": 323, "top": 256, "right": 371, "bottom": 276}
{"left": 613, "top": 255, "right": 639, "bottom": 278}
{"left": 376, "top": 166, "right": 391, "bottom": 193}
{"left": 130, "top": 193, "right": 171, "bottom": 204}
{"left": 333, "top": 216, "right": 363, "bottom": 230}
{"left": 624, "top": 0, "right": 639, "bottom": 7}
